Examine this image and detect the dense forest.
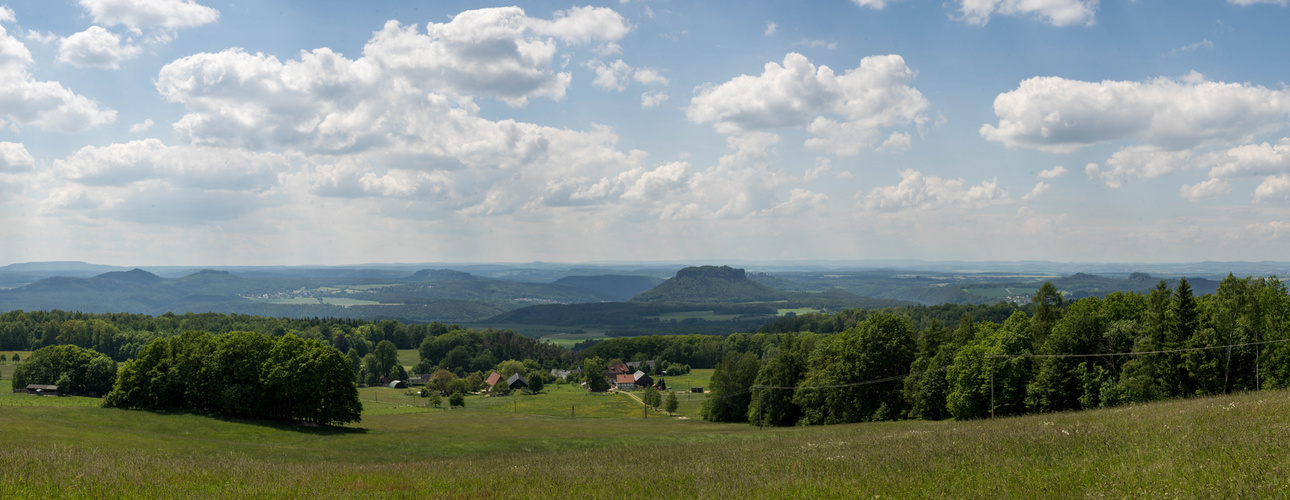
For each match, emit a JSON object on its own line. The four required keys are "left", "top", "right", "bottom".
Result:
{"left": 700, "top": 275, "right": 1290, "bottom": 425}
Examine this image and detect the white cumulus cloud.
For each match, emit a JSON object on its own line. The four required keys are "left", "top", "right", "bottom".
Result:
{"left": 982, "top": 73, "right": 1290, "bottom": 154}
{"left": 1179, "top": 178, "right": 1230, "bottom": 202}
{"left": 0, "top": 142, "right": 35, "bottom": 172}
{"left": 1203, "top": 139, "right": 1290, "bottom": 178}
{"left": 1255, "top": 174, "right": 1290, "bottom": 202}
{"left": 78, "top": 0, "right": 219, "bottom": 30}
{"left": 688, "top": 52, "right": 929, "bottom": 156}
{"left": 1038, "top": 166, "right": 1068, "bottom": 178}
{"left": 851, "top": 0, "right": 896, "bottom": 9}
{"left": 641, "top": 90, "right": 668, "bottom": 108}
{"left": 956, "top": 0, "right": 1098, "bottom": 27}
{"left": 863, "top": 169, "right": 1010, "bottom": 211}
{"left": 58, "top": 26, "right": 141, "bottom": 69}
{"left": 129, "top": 118, "right": 154, "bottom": 133}
{"left": 1228, "top": 0, "right": 1287, "bottom": 6}
{"left": 1021, "top": 181, "right": 1051, "bottom": 202}
{"left": 0, "top": 19, "right": 116, "bottom": 132}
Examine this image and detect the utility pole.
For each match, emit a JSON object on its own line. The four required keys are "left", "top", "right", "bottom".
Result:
{"left": 759, "top": 391, "right": 764, "bottom": 430}
{"left": 1224, "top": 345, "right": 1233, "bottom": 394}
{"left": 989, "top": 356, "right": 995, "bottom": 419}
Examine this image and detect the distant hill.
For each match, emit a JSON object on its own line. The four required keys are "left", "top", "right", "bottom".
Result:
{"left": 408, "top": 269, "right": 476, "bottom": 281}
{"left": 632, "top": 266, "right": 783, "bottom": 303}
{"left": 1053, "top": 272, "right": 1220, "bottom": 299}
{"left": 553, "top": 275, "right": 662, "bottom": 301}
{"left": 94, "top": 269, "right": 164, "bottom": 285}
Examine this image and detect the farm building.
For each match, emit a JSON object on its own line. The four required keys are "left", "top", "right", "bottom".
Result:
{"left": 626, "top": 360, "right": 656, "bottom": 372}
{"left": 484, "top": 371, "right": 502, "bottom": 389}
{"left": 614, "top": 374, "right": 635, "bottom": 391}
{"left": 25, "top": 384, "right": 60, "bottom": 396}
{"left": 604, "top": 363, "right": 630, "bottom": 377}
{"left": 387, "top": 380, "right": 407, "bottom": 389}
{"left": 550, "top": 368, "right": 577, "bottom": 379}
{"left": 507, "top": 373, "right": 528, "bottom": 391}
{"left": 632, "top": 370, "right": 653, "bottom": 389}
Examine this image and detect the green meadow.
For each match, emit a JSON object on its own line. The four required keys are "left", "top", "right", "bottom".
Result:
{"left": 4, "top": 382, "right": 1290, "bottom": 497}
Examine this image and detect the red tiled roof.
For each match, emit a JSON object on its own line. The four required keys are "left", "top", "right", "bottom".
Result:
{"left": 485, "top": 372, "right": 502, "bottom": 386}
{"left": 615, "top": 374, "right": 634, "bottom": 384}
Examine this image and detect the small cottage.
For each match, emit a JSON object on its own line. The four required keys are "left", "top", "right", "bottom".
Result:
{"left": 484, "top": 371, "right": 503, "bottom": 389}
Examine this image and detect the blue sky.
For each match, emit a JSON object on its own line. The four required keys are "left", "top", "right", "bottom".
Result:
{"left": 1, "top": 0, "right": 1288, "bottom": 266}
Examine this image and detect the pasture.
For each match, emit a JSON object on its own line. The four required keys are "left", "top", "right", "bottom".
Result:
{"left": 3, "top": 384, "right": 1289, "bottom": 497}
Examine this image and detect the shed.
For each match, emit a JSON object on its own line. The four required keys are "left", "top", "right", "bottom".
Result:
{"left": 507, "top": 373, "right": 528, "bottom": 391}
{"left": 26, "top": 384, "right": 60, "bottom": 396}
{"left": 387, "top": 380, "right": 407, "bottom": 389}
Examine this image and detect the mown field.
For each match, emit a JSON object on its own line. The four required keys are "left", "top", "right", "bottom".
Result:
{"left": 0, "top": 351, "right": 32, "bottom": 381}
{"left": 3, "top": 382, "right": 1289, "bottom": 498}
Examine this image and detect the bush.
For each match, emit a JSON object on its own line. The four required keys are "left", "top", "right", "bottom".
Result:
{"left": 449, "top": 392, "right": 465, "bottom": 408}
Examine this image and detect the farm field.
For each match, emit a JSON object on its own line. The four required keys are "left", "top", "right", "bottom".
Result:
{"left": 267, "top": 297, "right": 385, "bottom": 307}
{"left": 3, "top": 384, "right": 1290, "bottom": 497}
{"left": 396, "top": 349, "right": 419, "bottom": 370}
{"left": 463, "top": 322, "right": 609, "bottom": 341}
{"left": 536, "top": 331, "right": 610, "bottom": 347}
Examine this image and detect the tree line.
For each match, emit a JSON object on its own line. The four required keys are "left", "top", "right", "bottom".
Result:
{"left": 703, "top": 275, "right": 1290, "bottom": 426}
{"left": 0, "top": 310, "right": 474, "bottom": 361}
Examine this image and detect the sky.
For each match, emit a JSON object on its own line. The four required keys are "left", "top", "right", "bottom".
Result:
{"left": 1, "top": 0, "right": 1289, "bottom": 266}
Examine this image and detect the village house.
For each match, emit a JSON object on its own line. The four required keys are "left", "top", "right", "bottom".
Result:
{"left": 484, "top": 371, "right": 503, "bottom": 390}
{"left": 614, "top": 373, "right": 635, "bottom": 391}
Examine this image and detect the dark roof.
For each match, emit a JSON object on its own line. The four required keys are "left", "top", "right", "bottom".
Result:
{"left": 507, "top": 373, "right": 526, "bottom": 385}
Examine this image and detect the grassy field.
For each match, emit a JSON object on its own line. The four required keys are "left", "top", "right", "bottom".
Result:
{"left": 536, "top": 331, "right": 610, "bottom": 347}
{"left": 0, "top": 351, "right": 33, "bottom": 380}
{"left": 3, "top": 383, "right": 1290, "bottom": 497}
{"left": 396, "top": 349, "right": 419, "bottom": 371}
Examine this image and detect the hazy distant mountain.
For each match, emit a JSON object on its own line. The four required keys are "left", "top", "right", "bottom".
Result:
{"left": 632, "top": 266, "right": 784, "bottom": 303}
{"left": 407, "top": 269, "right": 476, "bottom": 281}
{"left": 94, "top": 269, "right": 164, "bottom": 285}
{"left": 553, "top": 275, "right": 662, "bottom": 301}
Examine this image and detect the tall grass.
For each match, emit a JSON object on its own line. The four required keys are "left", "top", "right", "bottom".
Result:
{"left": 4, "top": 388, "right": 1290, "bottom": 497}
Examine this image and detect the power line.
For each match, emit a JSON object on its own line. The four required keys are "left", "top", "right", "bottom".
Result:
{"left": 983, "top": 338, "right": 1290, "bottom": 359}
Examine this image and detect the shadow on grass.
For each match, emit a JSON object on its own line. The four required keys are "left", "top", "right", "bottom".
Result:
{"left": 143, "top": 408, "right": 370, "bottom": 435}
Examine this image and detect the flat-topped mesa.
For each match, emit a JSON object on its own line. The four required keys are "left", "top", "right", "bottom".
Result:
{"left": 674, "top": 265, "right": 746, "bottom": 282}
